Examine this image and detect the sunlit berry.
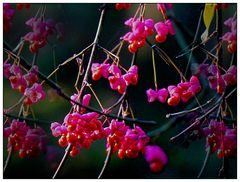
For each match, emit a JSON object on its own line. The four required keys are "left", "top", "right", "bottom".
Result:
{"left": 167, "top": 96, "right": 180, "bottom": 106}
{"left": 70, "top": 146, "right": 80, "bottom": 157}
{"left": 155, "top": 33, "right": 167, "bottom": 43}
{"left": 128, "top": 43, "right": 138, "bottom": 53}
{"left": 227, "top": 41, "right": 236, "bottom": 53}
{"left": 58, "top": 136, "right": 68, "bottom": 147}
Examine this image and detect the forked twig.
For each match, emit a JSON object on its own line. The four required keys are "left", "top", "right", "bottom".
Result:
{"left": 52, "top": 4, "right": 108, "bottom": 179}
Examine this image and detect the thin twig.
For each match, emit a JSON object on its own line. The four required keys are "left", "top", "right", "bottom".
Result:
{"left": 52, "top": 144, "right": 72, "bottom": 179}
{"left": 104, "top": 51, "right": 137, "bottom": 114}
{"left": 175, "top": 31, "right": 217, "bottom": 59}
{"left": 166, "top": 97, "right": 215, "bottom": 118}
{"left": 74, "top": 60, "right": 84, "bottom": 92}
{"left": 13, "top": 39, "right": 24, "bottom": 53}
{"left": 80, "top": 4, "right": 107, "bottom": 91}
{"left": 97, "top": 45, "right": 120, "bottom": 63}
{"left": 146, "top": 39, "right": 187, "bottom": 82}
{"left": 184, "top": 9, "right": 203, "bottom": 77}
{"left": 86, "top": 82, "right": 104, "bottom": 111}
{"left": 41, "top": 43, "right": 93, "bottom": 85}
{"left": 169, "top": 86, "right": 236, "bottom": 142}
{"left": 199, "top": 46, "right": 218, "bottom": 60}
{"left": 31, "top": 52, "right": 38, "bottom": 66}
{"left": 4, "top": 42, "right": 156, "bottom": 125}
{"left": 225, "top": 88, "right": 236, "bottom": 99}
{"left": 170, "top": 100, "right": 222, "bottom": 141}
{"left": 4, "top": 96, "right": 25, "bottom": 113}
{"left": 97, "top": 49, "right": 138, "bottom": 179}
{"left": 197, "top": 147, "right": 211, "bottom": 178}
{"left": 151, "top": 49, "right": 158, "bottom": 90}
{"left": 53, "top": 5, "right": 108, "bottom": 178}
{"left": 98, "top": 147, "right": 112, "bottom": 179}
{"left": 104, "top": 94, "right": 126, "bottom": 114}
{"left": 3, "top": 146, "right": 12, "bottom": 174}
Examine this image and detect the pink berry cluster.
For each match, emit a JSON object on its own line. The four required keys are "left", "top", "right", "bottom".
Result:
{"left": 155, "top": 3, "right": 175, "bottom": 43}
{"left": 4, "top": 63, "right": 45, "bottom": 105}
{"left": 123, "top": 18, "right": 154, "bottom": 53}
{"left": 16, "top": 3, "right": 31, "bottom": 10}
{"left": 105, "top": 120, "right": 150, "bottom": 159}
{"left": 122, "top": 7, "right": 175, "bottom": 53}
{"left": 51, "top": 99, "right": 150, "bottom": 159}
{"left": 3, "top": 3, "right": 15, "bottom": 33}
{"left": 146, "top": 76, "right": 201, "bottom": 106}
{"left": 24, "top": 17, "right": 64, "bottom": 53}
{"left": 192, "top": 64, "right": 237, "bottom": 94}
{"left": 115, "top": 3, "right": 131, "bottom": 11}
{"left": 222, "top": 16, "right": 237, "bottom": 54}
{"left": 145, "top": 145, "right": 168, "bottom": 173}
{"left": 91, "top": 63, "right": 138, "bottom": 94}
{"left": 154, "top": 19, "right": 175, "bottom": 43}
{"left": 202, "top": 120, "right": 237, "bottom": 158}
{"left": 4, "top": 119, "right": 47, "bottom": 158}
{"left": 51, "top": 112, "right": 106, "bottom": 157}
{"left": 24, "top": 83, "right": 46, "bottom": 105}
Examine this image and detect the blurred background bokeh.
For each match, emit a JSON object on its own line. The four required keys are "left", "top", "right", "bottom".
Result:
{"left": 3, "top": 3, "right": 237, "bottom": 179}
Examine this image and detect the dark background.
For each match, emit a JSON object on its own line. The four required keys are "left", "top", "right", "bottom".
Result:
{"left": 3, "top": 3, "right": 237, "bottom": 179}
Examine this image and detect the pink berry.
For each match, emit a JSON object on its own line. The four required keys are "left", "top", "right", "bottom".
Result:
{"left": 146, "top": 88, "right": 158, "bottom": 103}
{"left": 145, "top": 145, "right": 168, "bottom": 172}
{"left": 157, "top": 88, "right": 168, "bottom": 103}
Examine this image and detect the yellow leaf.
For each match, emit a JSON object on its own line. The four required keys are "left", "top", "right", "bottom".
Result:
{"left": 201, "top": 3, "right": 216, "bottom": 43}
{"left": 203, "top": 3, "right": 216, "bottom": 32}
